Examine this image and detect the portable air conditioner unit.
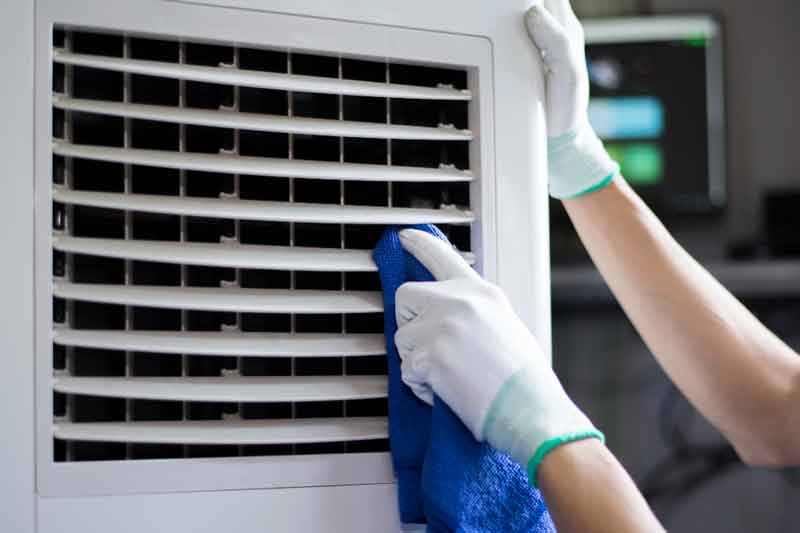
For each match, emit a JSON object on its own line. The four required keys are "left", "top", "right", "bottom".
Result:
{"left": 1, "top": 0, "right": 551, "bottom": 530}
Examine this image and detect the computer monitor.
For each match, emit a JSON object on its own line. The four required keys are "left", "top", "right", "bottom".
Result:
{"left": 583, "top": 15, "right": 725, "bottom": 213}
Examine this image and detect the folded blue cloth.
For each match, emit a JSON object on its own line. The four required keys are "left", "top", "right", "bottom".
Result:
{"left": 373, "top": 224, "right": 556, "bottom": 532}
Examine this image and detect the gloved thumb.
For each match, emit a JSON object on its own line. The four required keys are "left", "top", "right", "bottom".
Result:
{"left": 398, "top": 229, "right": 477, "bottom": 281}
{"left": 543, "top": 0, "right": 580, "bottom": 27}
{"left": 525, "top": 4, "right": 571, "bottom": 64}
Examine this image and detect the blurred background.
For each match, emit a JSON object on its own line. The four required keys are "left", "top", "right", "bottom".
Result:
{"left": 552, "top": 1, "right": 800, "bottom": 531}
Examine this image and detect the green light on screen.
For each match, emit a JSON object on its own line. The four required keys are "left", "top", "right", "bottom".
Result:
{"left": 606, "top": 143, "right": 663, "bottom": 186}
{"left": 682, "top": 35, "right": 708, "bottom": 47}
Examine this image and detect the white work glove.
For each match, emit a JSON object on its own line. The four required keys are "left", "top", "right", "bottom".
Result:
{"left": 395, "top": 229, "right": 603, "bottom": 485}
{"left": 526, "top": 0, "right": 620, "bottom": 199}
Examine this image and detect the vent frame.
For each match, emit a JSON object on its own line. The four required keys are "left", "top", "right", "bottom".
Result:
{"left": 34, "top": 2, "right": 497, "bottom": 498}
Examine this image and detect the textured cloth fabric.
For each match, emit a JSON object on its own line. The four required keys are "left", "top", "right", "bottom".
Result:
{"left": 373, "top": 224, "right": 556, "bottom": 532}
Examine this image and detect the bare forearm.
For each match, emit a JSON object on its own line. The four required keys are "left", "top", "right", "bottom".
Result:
{"left": 563, "top": 177, "right": 800, "bottom": 466}
{"left": 538, "top": 439, "right": 663, "bottom": 533}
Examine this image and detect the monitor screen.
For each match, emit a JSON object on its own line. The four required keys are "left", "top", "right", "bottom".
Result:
{"left": 583, "top": 15, "right": 725, "bottom": 213}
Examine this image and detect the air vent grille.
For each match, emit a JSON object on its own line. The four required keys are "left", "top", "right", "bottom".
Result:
{"left": 51, "top": 28, "right": 473, "bottom": 462}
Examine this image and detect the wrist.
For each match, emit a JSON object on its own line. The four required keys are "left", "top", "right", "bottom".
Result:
{"left": 535, "top": 437, "right": 609, "bottom": 491}
{"left": 548, "top": 122, "right": 620, "bottom": 200}
{"left": 526, "top": 430, "right": 605, "bottom": 488}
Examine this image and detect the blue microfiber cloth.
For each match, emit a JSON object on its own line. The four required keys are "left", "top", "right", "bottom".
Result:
{"left": 373, "top": 224, "right": 556, "bottom": 532}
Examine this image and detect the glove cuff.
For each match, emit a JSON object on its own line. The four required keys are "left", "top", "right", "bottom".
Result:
{"left": 482, "top": 364, "right": 604, "bottom": 486}
{"left": 525, "top": 430, "right": 605, "bottom": 488}
{"left": 547, "top": 123, "right": 620, "bottom": 199}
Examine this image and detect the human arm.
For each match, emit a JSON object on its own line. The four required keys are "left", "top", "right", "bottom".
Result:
{"left": 539, "top": 438, "right": 661, "bottom": 533}
{"left": 395, "top": 229, "right": 664, "bottom": 533}
{"left": 526, "top": 0, "right": 800, "bottom": 466}
{"left": 563, "top": 178, "right": 800, "bottom": 466}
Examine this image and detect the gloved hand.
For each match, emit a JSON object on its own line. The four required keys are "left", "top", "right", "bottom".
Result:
{"left": 395, "top": 229, "right": 603, "bottom": 485}
{"left": 525, "top": 0, "right": 620, "bottom": 199}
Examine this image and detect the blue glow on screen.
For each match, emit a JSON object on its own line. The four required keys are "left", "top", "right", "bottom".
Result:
{"left": 588, "top": 96, "right": 665, "bottom": 140}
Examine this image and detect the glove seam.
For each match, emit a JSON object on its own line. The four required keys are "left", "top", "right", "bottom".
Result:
{"left": 479, "top": 363, "right": 529, "bottom": 441}
{"left": 525, "top": 430, "right": 606, "bottom": 489}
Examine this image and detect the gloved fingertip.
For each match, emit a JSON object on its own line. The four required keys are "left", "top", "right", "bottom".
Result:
{"left": 397, "top": 228, "right": 418, "bottom": 244}
{"left": 398, "top": 229, "right": 425, "bottom": 259}
{"left": 525, "top": 4, "right": 542, "bottom": 24}
{"left": 524, "top": 4, "right": 558, "bottom": 48}
{"left": 398, "top": 229, "right": 433, "bottom": 253}
{"left": 398, "top": 228, "right": 475, "bottom": 282}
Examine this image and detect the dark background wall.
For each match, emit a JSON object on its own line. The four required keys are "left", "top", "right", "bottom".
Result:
{"left": 554, "top": 2, "right": 800, "bottom": 531}
{"left": 650, "top": 0, "right": 800, "bottom": 246}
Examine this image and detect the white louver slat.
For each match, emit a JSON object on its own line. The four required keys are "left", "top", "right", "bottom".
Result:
{"left": 54, "top": 376, "right": 388, "bottom": 402}
{"left": 53, "top": 235, "right": 475, "bottom": 270}
{"left": 52, "top": 186, "right": 474, "bottom": 224}
{"left": 54, "top": 282, "right": 383, "bottom": 313}
{"left": 51, "top": 28, "right": 474, "bottom": 463}
{"left": 54, "top": 235, "right": 378, "bottom": 271}
{"left": 54, "top": 417, "right": 389, "bottom": 445}
{"left": 53, "top": 95, "right": 473, "bottom": 141}
{"left": 54, "top": 330, "right": 386, "bottom": 357}
{"left": 53, "top": 49, "right": 472, "bottom": 100}
{"left": 52, "top": 141, "right": 473, "bottom": 183}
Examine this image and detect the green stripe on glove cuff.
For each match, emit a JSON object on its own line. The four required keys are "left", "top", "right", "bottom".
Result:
{"left": 526, "top": 430, "right": 606, "bottom": 488}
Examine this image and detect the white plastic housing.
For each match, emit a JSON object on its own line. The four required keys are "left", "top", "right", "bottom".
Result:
{"left": 1, "top": 0, "right": 550, "bottom": 531}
